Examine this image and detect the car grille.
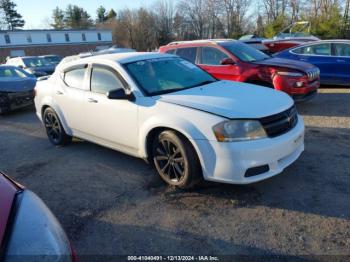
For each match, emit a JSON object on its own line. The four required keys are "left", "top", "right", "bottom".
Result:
{"left": 259, "top": 105, "right": 298, "bottom": 138}
{"left": 307, "top": 68, "right": 320, "bottom": 81}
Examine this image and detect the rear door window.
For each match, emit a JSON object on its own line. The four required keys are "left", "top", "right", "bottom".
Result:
{"left": 165, "top": 49, "right": 176, "bottom": 54}
{"left": 64, "top": 68, "right": 86, "bottom": 89}
{"left": 175, "top": 47, "right": 197, "bottom": 63}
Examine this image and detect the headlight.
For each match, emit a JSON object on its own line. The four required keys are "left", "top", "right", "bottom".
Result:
{"left": 276, "top": 71, "right": 304, "bottom": 77}
{"left": 213, "top": 120, "right": 267, "bottom": 142}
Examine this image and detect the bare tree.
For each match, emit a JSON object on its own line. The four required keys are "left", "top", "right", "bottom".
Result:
{"left": 153, "top": 0, "right": 174, "bottom": 45}
{"left": 223, "top": 0, "right": 250, "bottom": 38}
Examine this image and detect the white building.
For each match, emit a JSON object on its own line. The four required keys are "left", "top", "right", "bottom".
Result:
{"left": 0, "top": 29, "right": 113, "bottom": 62}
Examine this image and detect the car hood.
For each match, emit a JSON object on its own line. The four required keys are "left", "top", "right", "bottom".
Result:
{"left": 0, "top": 77, "right": 36, "bottom": 92}
{"left": 157, "top": 81, "right": 293, "bottom": 119}
{"left": 253, "top": 57, "right": 316, "bottom": 72}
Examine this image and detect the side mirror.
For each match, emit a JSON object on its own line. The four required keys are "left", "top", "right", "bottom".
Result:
{"left": 18, "top": 65, "right": 24, "bottom": 69}
{"left": 107, "top": 88, "right": 135, "bottom": 101}
{"left": 220, "top": 58, "right": 235, "bottom": 65}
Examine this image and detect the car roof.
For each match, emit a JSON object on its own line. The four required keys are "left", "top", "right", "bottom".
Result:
{"left": 164, "top": 39, "right": 237, "bottom": 47}
{"left": 301, "top": 39, "right": 350, "bottom": 44}
{"left": 78, "top": 52, "right": 176, "bottom": 65}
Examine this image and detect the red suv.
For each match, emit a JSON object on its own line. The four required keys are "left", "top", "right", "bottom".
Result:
{"left": 159, "top": 40, "right": 320, "bottom": 101}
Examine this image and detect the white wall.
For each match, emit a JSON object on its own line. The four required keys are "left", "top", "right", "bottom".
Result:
{"left": 0, "top": 30, "right": 112, "bottom": 46}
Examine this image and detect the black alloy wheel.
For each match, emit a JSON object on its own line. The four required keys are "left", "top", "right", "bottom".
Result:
{"left": 43, "top": 107, "right": 71, "bottom": 145}
{"left": 152, "top": 130, "right": 202, "bottom": 189}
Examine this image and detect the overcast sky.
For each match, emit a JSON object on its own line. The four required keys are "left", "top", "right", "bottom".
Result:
{"left": 15, "top": 0, "right": 155, "bottom": 29}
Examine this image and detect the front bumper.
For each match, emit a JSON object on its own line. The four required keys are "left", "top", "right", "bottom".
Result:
{"left": 0, "top": 91, "right": 34, "bottom": 114}
{"left": 194, "top": 116, "right": 305, "bottom": 184}
{"left": 273, "top": 75, "right": 320, "bottom": 101}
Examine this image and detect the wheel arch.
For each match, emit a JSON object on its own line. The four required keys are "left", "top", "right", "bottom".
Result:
{"left": 41, "top": 103, "right": 72, "bottom": 136}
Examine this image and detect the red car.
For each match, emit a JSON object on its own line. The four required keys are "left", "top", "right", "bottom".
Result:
{"left": 0, "top": 172, "right": 75, "bottom": 261}
{"left": 159, "top": 39, "right": 320, "bottom": 101}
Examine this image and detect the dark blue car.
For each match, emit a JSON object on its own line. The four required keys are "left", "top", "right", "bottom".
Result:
{"left": 274, "top": 40, "right": 350, "bottom": 86}
{"left": 0, "top": 65, "right": 36, "bottom": 114}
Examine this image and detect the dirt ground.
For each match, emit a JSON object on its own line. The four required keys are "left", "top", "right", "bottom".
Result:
{"left": 0, "top": 88, "right": 349, "bottom": 259}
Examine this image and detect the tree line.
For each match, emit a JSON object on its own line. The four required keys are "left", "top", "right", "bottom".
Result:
{"left": 52, "top": 0, "right": 350, "bottom": 50}
{"left": 1, "top": 0, "right": 349, "bottom": 51}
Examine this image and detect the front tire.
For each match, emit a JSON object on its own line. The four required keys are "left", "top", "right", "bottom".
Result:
{"left": 43, "top": 107, "right": 72, "bottom": 146}
{"left": 152, "top": 130, "right": 202, "bottom": 189}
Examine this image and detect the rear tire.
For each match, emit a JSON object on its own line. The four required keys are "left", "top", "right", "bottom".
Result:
{"left": 43, "top": 107, "right": 72, "bottom": 146}
{"left": 152, "top": 130, "right": 202, "bottom": 189}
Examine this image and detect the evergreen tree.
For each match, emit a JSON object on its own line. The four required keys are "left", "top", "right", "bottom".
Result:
{"left": 51, "top": 7, "right": 65, "bottom": 29}
{"left": 97, "top": 6, "right": 107, "bottom": 23}
{"left": 107, "top": 9, "right": 117, "bottom": 20}
{"left": 64, "top": 5, "right": 93, "bottom": 29}
{"left": 0, "top": 0, "right": 25, "bottom": 30}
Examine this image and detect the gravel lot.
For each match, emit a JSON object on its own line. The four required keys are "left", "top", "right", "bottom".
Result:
{"left": 0, "top": 87, "right": 349, "bottom": 258}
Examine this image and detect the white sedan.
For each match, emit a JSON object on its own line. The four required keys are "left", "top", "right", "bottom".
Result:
{"left": 34, "top": 52, "right": 304, "bottom": 188}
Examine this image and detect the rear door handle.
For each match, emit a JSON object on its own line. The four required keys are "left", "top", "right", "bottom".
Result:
{"left": 88, "top": 98, "right": 98, "bottom": 103}
{"left": 337, "top": 59, "right": 346, "bottom": 63}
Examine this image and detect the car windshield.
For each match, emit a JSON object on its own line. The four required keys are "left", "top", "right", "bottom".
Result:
{"left": 0, "top": 67, "right": 28, "bottom": 78}
{"left": 124, "top": 57, "right": 216, "bottom": 96}
{"left": 23, "top": 57, "right": 50, "bottom": 67}
{"left": 43, "top": 56, "right": 61, "bottom": 64}
{"left": 220, "top": 42, "right": 270, "bottom": 62}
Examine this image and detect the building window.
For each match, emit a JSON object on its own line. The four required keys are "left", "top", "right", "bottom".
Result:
{"left": 65, "top": 33, "right": 70, "bottom": 42}
{"left": 4, "top": 34, "right": 11, "bottom": 44}
{"left": 46, "top": 33, "right": 52, "bottom": 43}
{"left": 97, "top": 32, "right": 101, "bottom": 41}
{"left": 26, "top": 34, "right": 32, "bottom": 43}
{"left": 82, "top": 33, "right": 86, "bottom": 41}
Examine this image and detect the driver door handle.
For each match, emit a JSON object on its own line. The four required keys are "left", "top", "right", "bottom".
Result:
{"left": 88, "top": 98, "right": 98, "bottom": 103}
{"left": 56, "top": 90, "right": 64, "bottom": 95}
{"left": 337, "top": 59, "right": 346, "bottom": 63}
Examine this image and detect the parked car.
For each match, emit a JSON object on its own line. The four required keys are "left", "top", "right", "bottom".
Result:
{"left": 0, "top": 172, "right": 75, "bottom": 260}
{"left": 159, "top": 39, "right": 320, "bottom": 101}
{"left": 262, "top": 21, "right": 320, "bottom": 53}
{"left": 0, "top": 65, "right": 36, "bottom": 114}
{"left": 40, "top": 54, "right": 62, "bottom": 66}
{"left": 238, "top": 35, "right": 270, "bottom": 54}
{"left": 6, "top": 56, "right": 56, "bottom": 77}
{"left": 34, "top": 52, "right": 305, "bottom": 189}
{"left": 273, "top": 40, "right": 350, "bottom": 86}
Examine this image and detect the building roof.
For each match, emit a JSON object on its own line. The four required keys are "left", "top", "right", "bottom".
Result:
{"left": 0, "top": 29, "right": 112, "bottom": 33}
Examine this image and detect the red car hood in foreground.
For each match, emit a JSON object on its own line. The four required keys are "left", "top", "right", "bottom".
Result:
{"left": 253, "top": 57, "right": 316, "bottom": 72}
{"left": 0, "top": 173, "right": 22, "bottom": 247}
